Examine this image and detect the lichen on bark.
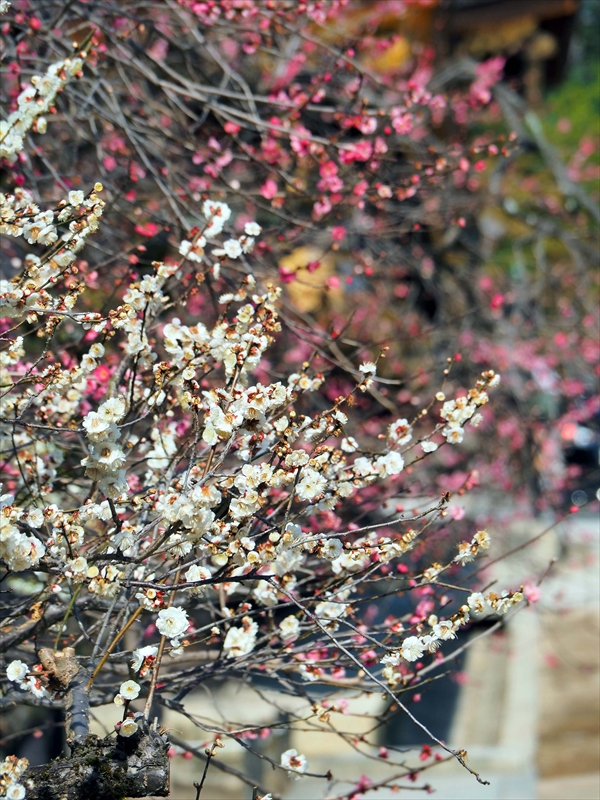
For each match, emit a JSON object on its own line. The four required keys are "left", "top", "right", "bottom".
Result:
{"left": 23, "top": 716, "right": 170, "bottom": 800}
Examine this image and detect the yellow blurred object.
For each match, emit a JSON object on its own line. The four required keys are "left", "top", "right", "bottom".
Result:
{"left": 279, "top": 245, "right": 342, "bottom": 314}
{"left": 463, "top": 16, "right": 537, "bottom": 57}
{"left": 362, "top": 36, "right": 412, "bottom": 74}
{"left": 313, "top": 2, "right": 437, "bottom": 49}
{"left": 525, "top": 32, "right": 558, "bottom": 62}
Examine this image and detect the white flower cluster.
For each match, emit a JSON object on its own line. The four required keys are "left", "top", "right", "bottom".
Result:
{"left": 223, "top": 616, "right": 258, "bottom": 658}
{"left": 184, "top": 564, "right": 212, "bottom": 596}
{"left": 202, "top": 379, "right": 290, "bottom": 446}
{"left": 315, "top": 594, "right": 349, "bottom": 632}
{"left": 0, "top": 335, "right": 106, "bottom": 429}
{"left": 381, "top": 586, "right": 524, "bottom": 687}
{"left": 358, "top": 361, "right": 377, "bottom": 390}
{"left": 0, "top": 754, "right": 29, "bottom": 800}
{"left": 6, "top": 660, "right": 48, "bottom": 700}
{"left": 467, "top": 588, "right": 524, "bottom": 616}
{"left": 131, "top": 646, "right": 159, "bottom": 676}
{"left": 328, "top": 530, "right": 417, "bottom": 574}
{"left": 0, "top": 184, "right": 106, "bottom": 320}
{"left": 0, "top": 56, "right": 84, "bottom": 162}
{"left": 453, "top": 529, "right": 491, "bottom": 565}
{"left": 0, "top": 335, "right": 24, "bottom": 389}
{"left": 135, "top": 585, "right": 167, "bottom": 611}
{"left": 87, "top": 563, "right": 124, "bottom": 599}
{"left": 179, "top": 202, "right": 260, "bottom": 265}
{"left": 0, "top": 134, "right": 512, "bottom": 768}
{"left": 440, "top": 372, "right": 499, "bottom": 444}
{"left": 0, "top": 493, "right": 46, "bottom": 573}
{"left": 113, "top": 263, "right": 179, "bottom": 366}
{"left": 0, "top": 29, "right": 524, "bottom": 785}
{"left": 382, "top": 619, "right": 459, "bottom": 668}
{"left": 81, "top": 396, "right": 128, "bottom": 499}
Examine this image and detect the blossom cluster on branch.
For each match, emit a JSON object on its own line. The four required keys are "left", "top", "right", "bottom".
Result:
{"left": 1, "top": 1, "right": 596, "bottom": 797}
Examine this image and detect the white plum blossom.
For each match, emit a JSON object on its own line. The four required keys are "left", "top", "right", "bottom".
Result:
{"left": 285, "top": 451, "right": 309, "bottom": 468}
{"left": 454, "top": 541, "right": 476, "bottom": 565}
{"left": 296, "top": 468, "right": 327, "bottom": 501}
{"left": 374, "top": 450, "right": 404, "bottom": 477}
{"left": 421, "top": 440, "right": 438, "bottom": 453}
{"left": 120, "top": 680, "right": 141, "bottom": 700}
{"left": 222, "top": 239, "right": 242, "bottom": 258}
{"left": 82, "top": 412, "right": 115, "bottom": 440}
{"left": 244, "top": 221, "right": 261, "bottom": 236}
{"left": 131, "top": 646, "right": 159, "bottom": 673}
{"left": 0, "top": 756, "right": 29, "bottom": 800}
{"left": 467, "top": 592, "right": 487, "bottom": 614}
{"left": 358, "top": 361, "right": 376, "bottom": 389}
{"left": 202, "top": 199, "right": 231, "bottom": 237}
{"left": 119, "top": 719, "right": 139, "bottom": 738}
{"left": 223, "top": 617, "right": 258, "bottom": 658}
{"left": 439, "top": 383, "right": 493, "bottom": 445}
{"left": 388, "top": 418, "right": 412, "bottom": 445}
{"left": 381, "top": 651, "right": 401, "bottom": 667}
{"left": 315, "top": 599, "right": 348, "bottom": 631}
{"left": 0, "top": 526, "right": 46, "bottom": 572}
{"left": 421, "top": 634, "right": 441, "bottom": 653}
{"left": 340, "top": 436, "right": 358, "bottom": 452}
{"left": 352, "top": 456, "right": 376, "bottom": 477}
{"left": 98, "top": 397, "right": 126, "bottom": 421}
{"left": 6, "top": 661, "right": 28, "bottom": 682}
{"left": 400, "top": 636, "right": 425, "bottom": 662}
{"left": 359, "top": 361, "right": 376, "bottom": 377}
{"left": 22, "top": 675, "right": 49, "bottom": 699}
{"left": 444, "top": 424, "right": 464, "bottom": 444}
{"left": 185, "top": 564, "right": 212, "bottom": 596}
{"left": 319, "top": 538, "right": 343, "bottom": 561}
{"left": 280, "top": 748, "right": 308, "bottom": 778}
{"left": 179, "top": 237, "right": 206, "bottom": 262}
{"left": 299, "top": 662, "right": 324, "bottom": 682}
{"left": 279, "top": 616, "right": 300, "bottom": 641}
{"left": 331, "top": 546, "right": 371, "bottom": 574}
{"left": 156, "top": 606, "right": 189, "bottom": 642}
{"left": 22, "top": 507, "right": 43, "bottom": 528}
{"left": 253, "top": 580, "right": 278, "bottom": 606}
{"left": 432, "top": 621, "right": 456, "bottom": 641}
{"left": 0, "top": 55, "right": 84, "bottom": 162}
{"left": 68, "top": 190, "right": 85, "bottom": 206}
{"left": 474, "top": 530, "right": 491, "bottom": 549}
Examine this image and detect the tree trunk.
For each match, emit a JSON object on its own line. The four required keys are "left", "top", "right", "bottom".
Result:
{"left": 24, "top": 716, "right": 170, "bottom": 800}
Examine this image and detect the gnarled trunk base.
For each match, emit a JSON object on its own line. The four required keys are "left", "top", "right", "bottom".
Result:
{"left": 24, "top": 717, "right": 169, "bottom": 800}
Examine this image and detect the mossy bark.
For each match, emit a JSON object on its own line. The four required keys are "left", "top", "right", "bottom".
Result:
{"left": 24, "top": 718, "right": 169, "bottom": 800}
